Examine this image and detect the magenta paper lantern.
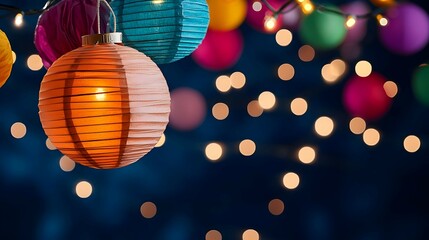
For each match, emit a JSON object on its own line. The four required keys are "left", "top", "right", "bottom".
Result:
{"left": 192, "top": 29, "right": 243, "bottom": 71}
{"left": 343, "top": 73, "right": 392, "bottom": 121}
{"left": 246, "top": 0, "right": 283, "bottom": 33}
{"left": 341, "top": 1, "right": 370, "bottom": 43}
{"left": 379, "top": 3, "right": 429, "bottom": 55}
{"left": 34, "top": 0, "right": 109, "bottom": 69}
{"left": 169, "top": 88, "right": 206, "bottom": 131}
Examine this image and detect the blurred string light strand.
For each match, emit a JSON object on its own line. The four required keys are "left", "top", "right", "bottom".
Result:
{"left": 260, "top": 0, "right": 388, "bottom": 28}
{"left": 0, "top": 0, "right": 60, "bottom": 26}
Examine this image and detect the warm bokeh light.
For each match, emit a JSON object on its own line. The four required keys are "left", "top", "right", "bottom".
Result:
{"left": 301, "top": 1, "right": 315, "bottom": 14}
{"left": 45, "top": 138, "right": 56, "bottom": 150}
{"left": 403, "top": 135, "right": 421, "bottom": 153}
{"left": 276, "top": 29, "right": 293, "bottom": 47}
{"left": 278, "top": 63, "right": 295, "bottom": 81}
{"left": 205, "top": 143, "right": 223, "bottom": 161}
{"left": 14, "top": 13, "right": 23, "bottom": 27}
{"left": 155, "top": 133, "right": 166, "bottom": 147}
{"left": 215, "top": 75, "right": 231, "bottom": 93}
{"left": 355, "top": 60, "right": 372, "bottom": 77}
{"left": 376, "top": 14, "right": 388, "bottom": 26}
{"left": 258, "top": 91, "right": 276, "bottom": 110}
{"left": 383, "top": 81, "right": 398, "bottom": 98}
{"left": 330, "top": 59, "right": 347, "bottom": 77}
{"left": 363, "top": 128, "right": 380, "bottom": 146}
{"left": 298, "top": 146, "right": 316, "bottom": 164}
{"left": 321, "top": 64, "right": 337, "bottom": 83}
{"left": 212, "top": 102, "right": 229, "bottom": 120}
{"left": 314, "top": 116, "right": 335, "bottom": 137}
{"left": 239, "top": 139, "right": 256, "bottom": 156}
{"left": 298, "top": 45, "right": 315, "bottom": 62}
{"left": 247, "top": 100, "right": 264, "bottom": 117}
{"left": 349, "top": 117, "right": 366, "bottom": 135}
{"left": 268, "top": 199, "right": 285, "bottom": 216}
{"left": 264, "top": 16, "right": 277, "bottom": 31}
{"left": 10, "top": 122, "right": 27, "bottom": 139}
{"left": 242, "top": 229, "right": 260, "bottom": 240}
{"left": 27, "top": 54, "right": 43, "bottom": 71}
{"left": 252, "top": 1, "right": 262, "bottom": 12}
{"left": 140, "top": 201, "right": 157, "bottom": 219}
{"left": 59, "top": 155, "right": 76, "bottom": 172}
{"left": 206, "top": 230, "right": 222, "bottom": 240}
{"left": 290, "top": 97, "right": 308, "bottom": 116}
{"left": 282, "top": 172, "right": 300, "bottom": 189}
{"left": 75, "top": 181, "right": 93, "bottom": 198}
{"left": 230, "top": 71, "right": 246, "bottom": 89}
{"left": 12, "top": 51, "right": 16, "bottom": 64}
{"left": 345, "top": 15, "right": 357, "bottom": 28}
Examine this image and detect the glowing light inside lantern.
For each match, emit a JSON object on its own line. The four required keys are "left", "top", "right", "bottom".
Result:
{"left": 95, "top": 88, "right": 106, "bottom": 101}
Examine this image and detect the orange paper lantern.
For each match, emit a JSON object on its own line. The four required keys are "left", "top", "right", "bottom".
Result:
{"left": 0, "top": 29, "right": 13, "bottom": 88}
{"left": 38, "top": 33, "right": 170, "bottom": 169}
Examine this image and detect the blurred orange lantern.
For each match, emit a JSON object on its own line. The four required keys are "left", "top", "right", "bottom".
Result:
{"left": 38, "top": 33, "right": 170, "bottom": 169}
{"left": 0, "top": 29, "right": 13, "bottom": 88}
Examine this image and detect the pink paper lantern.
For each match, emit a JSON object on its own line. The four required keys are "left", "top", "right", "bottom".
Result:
{"left": 246, "top": 0, "right": 283, "bottom": 33}
{"left": 340, "top": 1, "right": 370, "bottom": 43}
{"left": 379, "top": 3, "right": 429, "bottom": 55}
{"left": 34, "top": 0, "right": 109, "bottom": 69}
{"left": 192, "top": 29, "right": 243, "bottom": 71}
{"left": 343, "top": 73, "right": 392, "bottom": 121}
{"left": 169, "top": 88, "right": 206, "bottom": 131}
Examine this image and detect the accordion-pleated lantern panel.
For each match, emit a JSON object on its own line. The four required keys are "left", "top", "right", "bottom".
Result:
{"left": 111, "top": 0, "right": 209, "bottom": 64}
{"left": 0, "top": 29, "right": 13, "bottom": 88}
{"left": 39, "top": 44, "right": 170, "bottom": 169}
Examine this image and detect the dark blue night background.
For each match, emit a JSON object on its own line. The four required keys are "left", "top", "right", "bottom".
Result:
{"left": 1, "top": 0, "right": 429, "bottom": 239}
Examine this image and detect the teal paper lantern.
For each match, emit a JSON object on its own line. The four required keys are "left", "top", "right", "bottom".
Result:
{"left": 110, "top": 0, "right": 209, "bottom": 64}
{"left": 412, "top": 64, "right": 429, "bottom": 106}
{"left": 299, "top": 7, "right": 347, "bottom": 50}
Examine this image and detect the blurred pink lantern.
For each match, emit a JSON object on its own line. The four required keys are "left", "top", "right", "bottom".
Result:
{"left": 170, "top": 88, "right": 207, "bottom": 131}
{"left": 192, "top": 29, "right": 243, "bottom": 71}
{"left": 246, "top": 0, "right": 283, "bottom": 33}
{"left": 341, "top": 1, "right": 370, "bottom": 43}
{"left": 34, "top": 0, "right": 109, "bottom": 69}
{"left": 379, "top": 3, "right": 429, "bottom": 55}
{"left": 343, "top": 73, "right": 392, "bottom": 121}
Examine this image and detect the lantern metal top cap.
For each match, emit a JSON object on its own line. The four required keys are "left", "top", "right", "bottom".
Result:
{"left": 82, "top": 32, "right": 122, "bottom": 46}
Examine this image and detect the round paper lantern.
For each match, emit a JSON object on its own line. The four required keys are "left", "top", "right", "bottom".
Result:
{"left": 379, "top": 3, "right": 429, "bottom": 55}
{"left": 34, "top": 0, "right": 110, "bottom": 69}
{"left": 0, "top": 29, "right": 13, "bottom": 88}
{"left": 192, "top": 29, "right": 243, "bottom": 71}
{"left": 412, "top": 64, "right": 429, "bottom": 106}
{"left": 38, "top": 33, "right": 170, "bottom": 169}
{"left": 246, "top": 0, "right": 283, "bottom": 33}
{"left": 341, "top": 1, "right": 370, "bottom": 43}
{"left": 300, "top": 6, "right": 347, "bottom": 50}
{"left": 370, "top": 0, "right": 395, "bottom": 8}
{"left": 343, "top": 73, "right": 391, "bottom": 121}
{"left": 170, "top": 88, "right": 206, "bottom": 131}
{"left": 208, "top": 0, "right": 247, "bottom": 31}
{"left": 111, "top": 0, "right": 209, "bottom": 64}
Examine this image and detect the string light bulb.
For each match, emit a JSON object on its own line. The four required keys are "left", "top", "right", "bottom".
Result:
{"left": 345, "top": 15, "right": 357, "bottom": 28}
{"left": 376, "top": 14, "right": 388, "bottom": 26}
{"left": 296, "top": 0, "right": 315, "bottom": 15}
{"left": 264, "top": 15, "right": 277, "bottom": 31}
{"left": 14, "top": 12, "right": 24, "bottom": 27}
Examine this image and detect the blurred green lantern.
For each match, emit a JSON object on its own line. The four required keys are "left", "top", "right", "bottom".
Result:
{"left": 413, "top": 64, "right": 429, "bottom": 106}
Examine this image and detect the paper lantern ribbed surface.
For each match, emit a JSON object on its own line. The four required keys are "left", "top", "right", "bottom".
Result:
{"left": 38, "top": 42, "right": 170, "bottom": 169}
{"left": 0, "top": 29, "right": 13, "bottom": 88}
{"left": 111, "top": 0, "right": 209, "bottom": 64}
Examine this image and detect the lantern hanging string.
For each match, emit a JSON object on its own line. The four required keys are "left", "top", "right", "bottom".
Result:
{"left": 97, "top": 0, "right": 117, "bottom": 34}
